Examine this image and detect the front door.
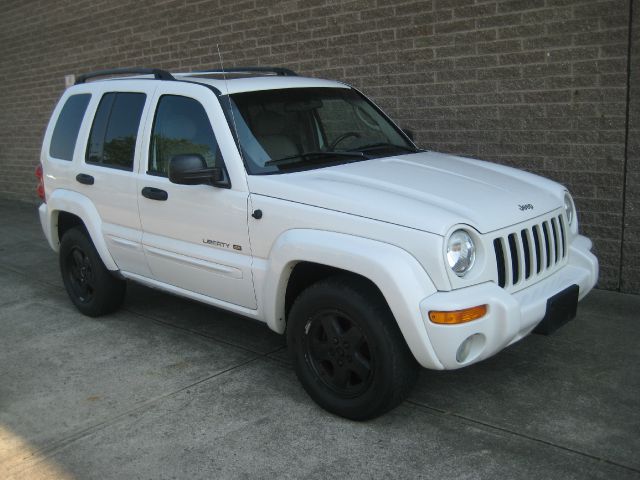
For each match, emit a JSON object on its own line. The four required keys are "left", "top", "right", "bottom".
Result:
{"left": 137, "top": 82, "right": 256, "bottom": 310}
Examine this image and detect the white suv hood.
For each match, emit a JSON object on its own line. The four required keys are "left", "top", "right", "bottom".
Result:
{"left": 247, "top": 151, "right": 565, "bottom": 235}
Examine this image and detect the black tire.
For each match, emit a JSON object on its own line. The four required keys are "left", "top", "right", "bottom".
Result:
{"left": 287, "top": 275, "right": 419, "bottom": 420}
{"left": 59, "top": 227, "right": 126, "bottom": 317}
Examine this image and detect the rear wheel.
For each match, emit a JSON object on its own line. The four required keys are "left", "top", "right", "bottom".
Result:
{"left": 287, "top": 275, "right": 418, "bottom": 420}
{"left": 59, "top": 227, "right": 126, "bottom": 316}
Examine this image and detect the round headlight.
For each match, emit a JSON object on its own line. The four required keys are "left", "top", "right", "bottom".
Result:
{"left": 564, "top": 192, "right": 575, "bottom": 226}
{"left": 447, "top": 230, "right": 476, "bottom": 277}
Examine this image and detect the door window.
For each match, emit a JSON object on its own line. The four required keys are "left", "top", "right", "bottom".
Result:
{"left": 86, "top": 92, "right": 146, "bottom": 170}
{"left": 149, "top": 95, "right": 221, "bottom": 177}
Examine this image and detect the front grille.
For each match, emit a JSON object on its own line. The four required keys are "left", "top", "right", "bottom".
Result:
{"left": 493, "top": 213, "right": 567, "bottom": 289}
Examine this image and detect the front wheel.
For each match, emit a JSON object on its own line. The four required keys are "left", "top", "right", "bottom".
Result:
{"left": 287, "top": 275, "right": 418, "bottom": 420}
{"left": 59, "top": 227, "right": 126, "bottom": 317}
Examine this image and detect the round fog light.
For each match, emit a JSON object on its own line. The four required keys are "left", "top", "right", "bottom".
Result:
{"left": 455, "top": 333, "right": 486, "bottom": 364}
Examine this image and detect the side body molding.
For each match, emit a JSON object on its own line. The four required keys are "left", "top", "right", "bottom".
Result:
{"left": 257, "top": 229, "right": 443, "bottom": 369}
{"left": 42, "top": 189, "right": 118, "bottom": 270}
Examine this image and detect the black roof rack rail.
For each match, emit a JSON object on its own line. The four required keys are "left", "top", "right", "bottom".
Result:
{"left": 75, "top": 68, "right": 175, "bottom": 84}
{"left": 186, "top": 67, "right": 297, "bottom": 77}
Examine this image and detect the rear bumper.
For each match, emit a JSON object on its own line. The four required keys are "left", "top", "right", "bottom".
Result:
{"left": 418, "top": 235, "right": 598, "bottom": 370}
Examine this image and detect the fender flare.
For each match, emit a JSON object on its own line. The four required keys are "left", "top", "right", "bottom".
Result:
{"left": 259, "top": 229, "right": 443, "bottom": 369}
{"left": 45, "top": 189, "right": 118, "bottom": 271}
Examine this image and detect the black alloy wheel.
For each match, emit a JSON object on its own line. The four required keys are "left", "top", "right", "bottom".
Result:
{"left": 66, "top": 246, "right": 95, "bottom": 303}
{"left": 288, "top": 275, "right": 419, "bottom": 420}
{"left": 304, "top": 309, "right": 374, "bottom": 398}
{"left": 59, "top": 227, "right": 126, "bottom": 317}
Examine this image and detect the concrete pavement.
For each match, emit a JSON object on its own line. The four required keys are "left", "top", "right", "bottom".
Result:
{"left": 1, "top": 199, "right": 639, "bottom": 479}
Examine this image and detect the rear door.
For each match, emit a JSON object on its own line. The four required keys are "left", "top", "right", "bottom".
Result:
{"left": 136, "top": 82, "right": 256, "bottom": 309}
{"left": 75, "top": 82, "right": 155, "bottom": 277}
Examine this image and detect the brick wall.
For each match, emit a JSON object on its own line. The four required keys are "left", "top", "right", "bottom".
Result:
{"left": 0, "top": 0, "right": 636, "bottom": 292}
{"left": 623, "top": 0, "right": 639, "bottom": 292}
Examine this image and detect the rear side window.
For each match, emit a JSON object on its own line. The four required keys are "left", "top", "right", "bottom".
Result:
{"left": 86, "top": 92, "right": 146, "bottom": 170}
{"left": 149, "top": 95, "right": 220, "bottom": 177}
{"left": 49, "top": 94, "right": 91, "bottom": 161}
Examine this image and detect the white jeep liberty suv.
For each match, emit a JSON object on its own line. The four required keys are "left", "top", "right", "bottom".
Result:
{"left": 37, "top": 67, "right": 598, "bottom": 420}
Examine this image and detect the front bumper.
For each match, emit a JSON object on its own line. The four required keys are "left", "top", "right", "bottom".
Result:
{"left": 418, "top": 235, "right": 598, "bottom": 370}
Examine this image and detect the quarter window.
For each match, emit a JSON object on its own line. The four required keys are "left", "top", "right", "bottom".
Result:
{"left": 49, "top": 94, "right": 91, "bottom": 161}
{"left": 86, "top": 92, "right": 146, "bottom": 170}
{"left": 149, "top": 95, "right": 220, "bottom": 177}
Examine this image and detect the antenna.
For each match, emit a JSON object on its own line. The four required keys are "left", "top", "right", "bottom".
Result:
{"left": 216, "top": 44, "right": 245, "bottom": 166}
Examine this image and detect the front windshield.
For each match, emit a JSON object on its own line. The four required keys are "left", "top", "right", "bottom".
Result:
{"left": 227, "top": 87, "right": 416, "bottom": 174}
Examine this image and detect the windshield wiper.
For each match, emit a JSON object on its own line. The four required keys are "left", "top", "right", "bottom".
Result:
{"left": 264, "top": 150, "right": 366, "bottom": 167}
{"left": 349, "top": 143, "right": 422, "bottom": 153}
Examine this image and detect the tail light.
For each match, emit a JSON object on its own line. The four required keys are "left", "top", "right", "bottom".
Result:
{"left": 35, "top": 164, "right": 45, "bottom": 202}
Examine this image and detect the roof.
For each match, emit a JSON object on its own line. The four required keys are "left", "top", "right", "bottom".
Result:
{"left": 77, "top": 68, "right": 350, "bottom": 95}
{"left": 173, "top": 73, "right": 350, "bottom": 94}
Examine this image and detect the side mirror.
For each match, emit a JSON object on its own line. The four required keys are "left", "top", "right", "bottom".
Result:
{"left": 168, "top": 154, "right": 228, "bottom": 188}
{"left": 402, "top": 128, "right": 415, "bottom": 142}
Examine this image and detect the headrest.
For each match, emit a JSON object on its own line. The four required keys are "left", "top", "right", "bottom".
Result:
{"left": 164, "top": 114, "right": 197, "bottom": 140}
{"left": 253, "top": 110, "right": 287, "bottom": 136}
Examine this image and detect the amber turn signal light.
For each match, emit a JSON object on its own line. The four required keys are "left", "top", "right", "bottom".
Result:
{"left": 429, "top": 305, "right": 488, "bottom": 324}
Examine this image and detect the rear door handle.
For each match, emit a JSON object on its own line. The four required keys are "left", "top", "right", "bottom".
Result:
{"left": 141, "top": 187, "right": 168, "bottom": 201}
{"left": 76, "top": 173, "right": 94, "bottom": 185}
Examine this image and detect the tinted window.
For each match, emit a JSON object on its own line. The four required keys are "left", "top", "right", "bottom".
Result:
{"left": 149, "top": 95, "right": 220, "bottom": 177}
{"left": 49, "top": 94, "right": 91, "bottom": 160}
{"left": 86, "top": 92, "right": 146, "bottom": 170}
{"left": 229, "top": 88, "right": 413, "bottom": 175}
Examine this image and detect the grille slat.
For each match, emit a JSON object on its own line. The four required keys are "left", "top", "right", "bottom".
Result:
{"left": 493, "top": 213, "right": 567, "bottom": 290}
{"left": 521, "top": 229, "right": 533, "bottom": 280}
{"left": 551, "top": 217, "right": 560, "bottom": 263}
{"left": 494, "top": 238, "right": 506, "bottom": 288}
{"left": 542, "top": 221, "right": 552, "bottom": 268}
{"left": 501, "top": 237, "right": 513, "bottom": 287}
{"left": 537, "top": 224, "right": 548, "bottom": 273}
{"left": 532, "top": 225, "right": 542, "bottom": 274}
{"left": 558, "top": 215, "right": 567, "bottom": 258}
{"left": 508, "top": 233, "right": 520, "bottom": 284}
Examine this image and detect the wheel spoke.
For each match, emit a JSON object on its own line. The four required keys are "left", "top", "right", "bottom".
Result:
{"left": 320, "top": 314, "right": 342, "bottom": 340}
{"left": 84, "top": 265, "right": 94, "bottom": 284}
{"left": 342, "top": 326, "right": 363, "bottom": 350}
{"left": 70, "top": 264, "right": 81, "bottom": 280}
{"left": 83, "top": 277, "right": 95, "bottom": 292}
{"left": 72, "top": 249, "right": 84, "bottom": 268}
{"left": 332, "top": 364, "right": 350, "bottom": 389}
{"left": 350, "top": 352, "right": 371, "bottom": 381}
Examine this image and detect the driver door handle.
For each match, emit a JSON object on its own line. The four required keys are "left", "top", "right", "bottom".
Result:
{"left": 141, "top": 187, "right": 168, "bottom": 201}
